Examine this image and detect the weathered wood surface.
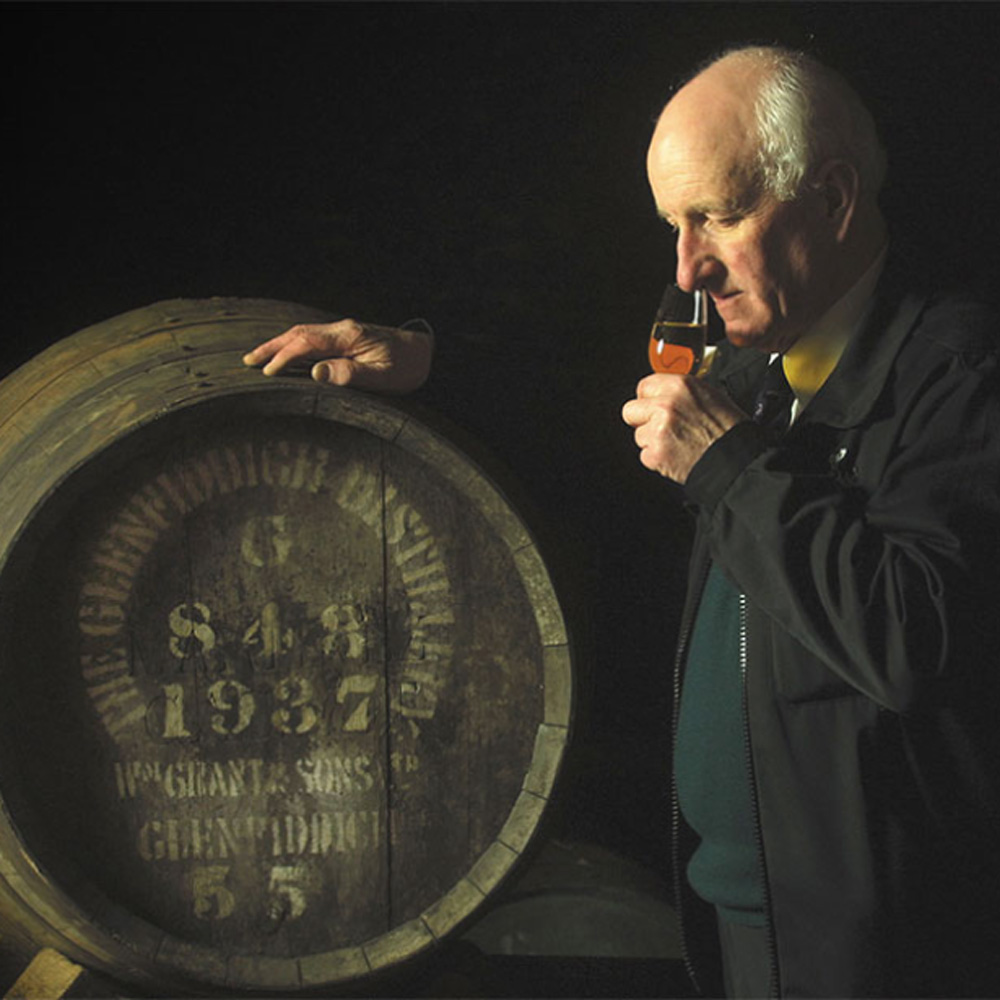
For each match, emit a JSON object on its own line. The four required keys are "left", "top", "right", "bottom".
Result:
{"left": 0, "top": 299, "right": 572, "bottom": 994}
{"left": 4, "top": 949, "right": 84, "bottom": 999}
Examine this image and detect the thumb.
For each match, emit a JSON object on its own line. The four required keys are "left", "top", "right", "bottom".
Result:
{"left": 311, "top": 359, "right": 358, "bottom": 385}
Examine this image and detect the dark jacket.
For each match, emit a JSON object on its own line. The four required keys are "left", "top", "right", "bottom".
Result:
{"left": 675, "top": 272, "right": 1000, "bottom": 997}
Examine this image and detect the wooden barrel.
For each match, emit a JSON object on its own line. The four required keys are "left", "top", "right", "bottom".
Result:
{"left": 462, "top": 839, "right": 680, "bottom": 959}
{"left": 0, "top": 299, "right": 573, "bottom": 995}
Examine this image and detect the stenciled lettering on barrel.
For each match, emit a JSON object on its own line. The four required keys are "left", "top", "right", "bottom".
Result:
{"left": 73, "top": 423, "right": 457, "bottom": 950}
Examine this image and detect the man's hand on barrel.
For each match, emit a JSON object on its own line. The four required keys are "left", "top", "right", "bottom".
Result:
{"left": 243, "top": 319, "right": 433, "bottom": 394}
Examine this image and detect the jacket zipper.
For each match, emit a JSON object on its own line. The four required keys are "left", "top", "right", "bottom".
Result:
{"left": 740, "top": 591, "right": 781, "bottom": 997}
{"left": 671, "top": 555, "right": 712, "bottom": 995}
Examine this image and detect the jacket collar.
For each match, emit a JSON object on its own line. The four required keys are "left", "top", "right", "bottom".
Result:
{"left": 783, "top": 243, "right": 888, "bottom": 412}
{"left": 713, "top": 256, "right": 928, "bottom": 430}
{"left": 800, "top": 261, "right": 927, "bottom": 428}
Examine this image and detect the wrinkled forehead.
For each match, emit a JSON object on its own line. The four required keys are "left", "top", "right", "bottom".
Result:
{"left": 647, "top": 116, "right": 759, "bottom": 213}
{"left": 645, "top": 70, "right": 765, "bottom": 215}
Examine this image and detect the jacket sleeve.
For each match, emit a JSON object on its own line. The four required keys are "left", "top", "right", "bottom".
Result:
{"left": 684, "top": 330, "right": 1000, "bottom": 714}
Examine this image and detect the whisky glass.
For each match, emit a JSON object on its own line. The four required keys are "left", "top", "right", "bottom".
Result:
{"left": 648, "top": 284, "right": 708, "bottom": 375}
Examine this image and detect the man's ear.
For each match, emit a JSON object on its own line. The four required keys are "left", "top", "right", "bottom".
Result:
{"left": 813, "top": 159, "right": 859, "bottom": 242}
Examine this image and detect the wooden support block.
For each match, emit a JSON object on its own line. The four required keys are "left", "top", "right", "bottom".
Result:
{"left": 4, "top": 948, "right": 83, "bottom": 999}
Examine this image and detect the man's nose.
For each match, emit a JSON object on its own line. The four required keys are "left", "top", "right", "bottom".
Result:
{"left": 675, "top": 229, "right": 722, "bottom": 292}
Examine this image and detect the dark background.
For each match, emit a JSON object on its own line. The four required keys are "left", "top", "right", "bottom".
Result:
{"left": 4, "top": 1, "right": 1000, "bottom": 990}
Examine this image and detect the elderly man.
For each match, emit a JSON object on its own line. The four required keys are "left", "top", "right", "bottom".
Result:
{"left": 620, "top": 47, "right": 1000, "bottom": 998}
{"left": 246, "top": 45, "right": 999, "bottom": 998}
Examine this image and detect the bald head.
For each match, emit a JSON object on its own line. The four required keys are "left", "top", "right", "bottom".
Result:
{"left": 658, "top": 46, "right": 888, "bottom": 205}
{"left": 652, "top": 55, "right": 761, "bottom": 179}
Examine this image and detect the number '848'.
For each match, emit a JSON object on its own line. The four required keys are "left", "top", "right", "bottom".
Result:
{"left": 155, "top": 600, "right": 378, "bottom": 739}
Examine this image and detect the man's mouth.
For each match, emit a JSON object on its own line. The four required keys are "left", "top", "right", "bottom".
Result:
{"left": 710, "top": 290, "right": 741, "bottom": 308}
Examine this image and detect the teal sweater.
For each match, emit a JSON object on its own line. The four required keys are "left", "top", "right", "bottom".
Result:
{"left": 674, "top": 562, "right": 765, "bottom": 926}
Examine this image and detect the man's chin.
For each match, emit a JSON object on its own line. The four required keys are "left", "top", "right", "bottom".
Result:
{"left": 723, "top": 326, "right": 770, "bottom": 351}
{"left": 723, "top": 320, "right": 796, "bottom": 354}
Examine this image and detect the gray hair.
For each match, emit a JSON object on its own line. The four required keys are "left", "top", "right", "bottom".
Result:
{"left": 720, "top": 46, "right": 888, "bottom": 203}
